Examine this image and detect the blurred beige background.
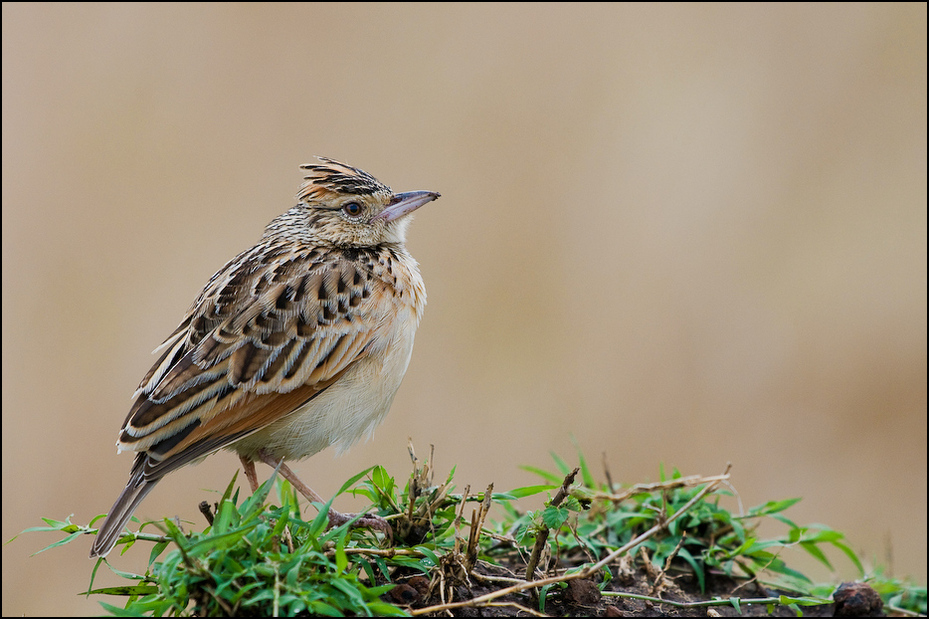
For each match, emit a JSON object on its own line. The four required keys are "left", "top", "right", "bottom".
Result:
{"left": 3, "top": 3, "right": 925, "bottom": 615}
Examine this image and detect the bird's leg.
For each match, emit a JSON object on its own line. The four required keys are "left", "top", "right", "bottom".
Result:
{"left": 255, "top": 449, "right": 326, "bottom": 503}
{"left": 255, "top": 449, "right": 392, "bottom": 538}
{"left": 240, "top": 455, "right": 261, "bottom": 493}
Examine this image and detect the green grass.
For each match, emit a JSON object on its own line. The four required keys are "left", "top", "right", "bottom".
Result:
{"left": 17, "top": 447, "right": 927, "bottom": 617}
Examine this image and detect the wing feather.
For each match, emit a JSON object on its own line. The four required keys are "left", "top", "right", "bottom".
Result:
{"left": 116, "top": 247, "right": 387, "bottom": 470}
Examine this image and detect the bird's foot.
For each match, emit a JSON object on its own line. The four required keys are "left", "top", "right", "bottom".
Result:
{"left": 328, "top": 510, "right": 393, "bottom": 540}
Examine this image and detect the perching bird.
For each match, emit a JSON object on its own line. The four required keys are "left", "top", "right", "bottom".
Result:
{"left": 90, "top": 157, "right": 439, "bottom": 558}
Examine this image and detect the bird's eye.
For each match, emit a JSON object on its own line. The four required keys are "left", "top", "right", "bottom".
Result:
{"left": 342, "top": 202, "right": 363, "bottom": 218}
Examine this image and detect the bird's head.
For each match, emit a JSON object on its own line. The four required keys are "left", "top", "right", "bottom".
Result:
{"left": 286, "top": 157, "right": 439, "bottom": 248}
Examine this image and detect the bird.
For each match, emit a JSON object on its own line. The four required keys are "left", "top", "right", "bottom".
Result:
{"left": 89, "top": 157, "right": 440, "bottom": 558}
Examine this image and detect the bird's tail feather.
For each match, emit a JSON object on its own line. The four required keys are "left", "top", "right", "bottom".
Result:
{"left": 90, "top": 455, "right": 159, "bottom": 558}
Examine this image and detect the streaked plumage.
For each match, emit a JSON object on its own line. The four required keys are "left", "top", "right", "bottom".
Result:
{"left": 90, "top": 157, "right": 439, "bottom": 558}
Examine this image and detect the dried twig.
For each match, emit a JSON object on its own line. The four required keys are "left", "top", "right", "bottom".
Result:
{"left": 648, "top": 532, "right": 686, "bottom": 596}
{"left": 525, "top": 467, "right": 579, "bottom": 580}
{"left": 465, "top": 484, "right": 494, "bottom": 572}
{"left": 602, "top": 452, "right": 614, "bottom": 492}
{"left": 198, "top": 501, "right": 214, "bottom": 526}
{"left": 592, "top": 471, "right": 731, "bottom": 504}
{"left": 603, "top": 590, "right": 826, "bottom": 611}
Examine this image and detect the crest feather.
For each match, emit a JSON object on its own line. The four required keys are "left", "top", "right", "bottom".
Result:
{"left": 296, "top": 157, "right": 391, "bottom": 203}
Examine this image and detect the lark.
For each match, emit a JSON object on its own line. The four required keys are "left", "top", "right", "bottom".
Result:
{"left": 90, "top": 157, "right": 439, "bottom": 558}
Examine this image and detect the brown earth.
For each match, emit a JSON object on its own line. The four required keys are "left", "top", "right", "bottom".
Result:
{"left": 386, "top": 557, "right": 881, "bottom": 617}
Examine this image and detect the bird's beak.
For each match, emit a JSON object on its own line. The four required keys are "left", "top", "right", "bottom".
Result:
{"left": 375, "top": 191, "right": 440, "bottom": 222}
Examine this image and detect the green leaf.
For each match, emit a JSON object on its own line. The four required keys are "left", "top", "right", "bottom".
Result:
{"left": 369, "top": 602, "right": 410, "bottom": 616}
{"left": 573, "top": 440, "right": 597, "bottom": 489}
{"left": 99, "top": 601, "right": 148, "bottom": 617}
{"left": 770, "top": 513, "right": 801, "bottom": 529}
{"left": 307, "top": 600, "right": 343, "bottom": 616}
{"left": 190, "top": 523, "right": 259, "bottom": 557}
{"left": 520, "top": 465, "right": 563, "bottom": 484}
{"left": 330, "top": 577, "right": 366, "bottom": 607}
{"left": 100, "top": 560, "right": 146, "bottom": 582}
{"left": 32, "top": 531, "right": 82, "bottom": 555}
{"left": 538, "top": 583, "right": 553, "bottom": 612}
{"left": 85, "top": 585, "right": 159, "bottom": 597}
{"left": 239, "top": 470, "right": 277, "bottom": 515}
{"left": 505, "top": 484, "right": 558, "bottom": 498}
{"left": 371, "top": 465, "right": 394, "bottom": 495}
{"left": 549, "top": 451, "right": 571, "bottom": 475}
{"left": 677, "top": 546, "right": 705, "bottom": 592}
{"left": 799, "top": 540, "right": 834, "bottom": 571}
{"left": 746, "top": 498, "right": 802, "bottom": 517}
{"left": 221, "top": 469, "right": 240, "bottom": 500}
{"left": 40, "top": 515, "right": 79, "bottom": 530}
{"left": 779, "top": 594, "right": 833, "bottom": 606}
{"left": 415, "top": 545, "right": 440, "bottom": 567}
{"left": 756, "top": 556, "right": 813, "bottom": 584}
{"left": 211, "top": 498, "right": 240, "bottom": 534}
{"left": 335, "top": 539, "right": 348, "bottom": 574}
{"left": 799, "top": 527, "right": 844, "bottom": 543}
{"left": 542, "top": 506, "right": 570, "bottom": 529}
{"left": 830, "top": 539, "right": 864, "bottom": 576}
{"left": 729, "top": 596, "right": 741, "bottom": 613}
{"left": 338, "top": 465, "right": 378, "bottom": 496}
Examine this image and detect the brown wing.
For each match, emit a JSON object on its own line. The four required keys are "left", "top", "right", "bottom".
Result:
{"left": 115, "top": 243, "right": 388, "bottom": 479}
